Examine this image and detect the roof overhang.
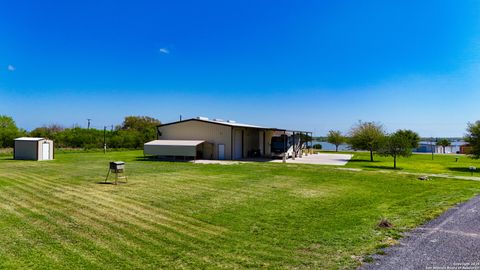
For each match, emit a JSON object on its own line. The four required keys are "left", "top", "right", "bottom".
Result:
{"left": 144, "top": 140, "right": 206, "bottom": 157}
{"left": 145, "top": 140, "right": 205, "bottom": 146}
{"left": 15, "top": 137, "right": 45, "bottom": 141}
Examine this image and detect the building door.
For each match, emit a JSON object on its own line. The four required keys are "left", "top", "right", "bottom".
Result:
{"left": 234, "top": 129, "right": 243, "bottom": 159}
{"left": 218, "top": 144, "right": 225, "bottom": 160}
{"left": 42, "top": 142, "right": 50, "bottom": 160}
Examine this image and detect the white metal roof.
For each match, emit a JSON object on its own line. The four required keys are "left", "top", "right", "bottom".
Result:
{"left": 15, "top": 137, "right": 45, "bottom": 141}
{"left": 144, "top": 140, "right": 205, "bottom": 146}
{"left": 159, "top": 117, "right": 310, "bottom": 132}
{"left": 195, "top": 118, "right": 268, "bottom": 129}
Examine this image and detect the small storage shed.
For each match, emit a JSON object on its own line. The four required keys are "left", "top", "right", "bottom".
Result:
{"left": 144, "top": 140, "right": 213, "bottom": 160}
{"left": 14, "top": 137, "right": 54, "bottom": 160}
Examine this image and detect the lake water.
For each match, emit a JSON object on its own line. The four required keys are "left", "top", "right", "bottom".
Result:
{"left": 313, "top": 142, "right": 351, "bottom": 151}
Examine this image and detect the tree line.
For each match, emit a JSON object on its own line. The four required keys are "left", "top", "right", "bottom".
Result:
{"left": 325, "top": 121, "right": 480, "bottom": 169}
{"left": 0, "top": 115, "right": 160, "bottom": 149}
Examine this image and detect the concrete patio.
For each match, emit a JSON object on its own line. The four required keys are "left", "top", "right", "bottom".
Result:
{"left": 193, "top": 153, "right": 353, "bottom": 166}
{"left": 270, "top": 153, "right": 352, "bottom": 165}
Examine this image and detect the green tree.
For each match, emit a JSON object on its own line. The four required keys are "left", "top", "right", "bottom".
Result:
{"left": 56, "top": 127, "right": 105, "bottom": 149}
{"left": 118, "top": 116, "right": 161, "bottom": 147}
{"left": 394, "top": 129, "right": 420, "bottom": 149}
{"left": 436, "top": 138, "right": 451, "bottom": 154}
{"left": 0, "top": 115, "right": 25, "bottom": 147}
{"left": 327, "top": 130, "right": 345, "bottom": 152}
{"left": 120, "top": 116, "right": 161, "bottom": 131}
{"left": 30, "top": 124, "right": 65, "bottom": 140}
{"left": 378, "top": 131, "right": 413, "bottom": 169}
{"left": 349, "top": 121, "right": 386, "bottom": 161}
{"left": 465, "top": 121, "right": 480, "bottom": 159}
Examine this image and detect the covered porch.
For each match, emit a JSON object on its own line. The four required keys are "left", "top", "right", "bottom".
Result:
{"left": 230, "top": 127, "right": 313, "bottom": 160}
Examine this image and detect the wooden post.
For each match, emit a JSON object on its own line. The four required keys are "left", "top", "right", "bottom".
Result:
{"left": 305, "top": 132, "right": 309, "bottom": 156}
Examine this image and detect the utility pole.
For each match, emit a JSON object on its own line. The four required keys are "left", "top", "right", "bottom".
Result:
{"left": 103, "top": 126, "right": 107, "bottom": 154}
{"left": 87, "top": 119, "right": 92, "bottom": 129}
{"left": 180, "top": 114, "right": 182, "bottom": 121}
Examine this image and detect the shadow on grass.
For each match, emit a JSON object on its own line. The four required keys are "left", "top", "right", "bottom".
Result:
{"left": 96, "top": 181, "right": 128, "bottom": 185}
{"left": 363, "top": 165, "right": 403, "bottom": 171}
{"left": 347, "top": 159, "right": 381, "bottom": 163}
{"left": 96, "top": 181, "right": 115, "bottom": 185}
{"left": 134, "top": 156, "right": 192, "bottom": 162}
{"left": 135, "top": 156, "right": 274, "bottom": 163}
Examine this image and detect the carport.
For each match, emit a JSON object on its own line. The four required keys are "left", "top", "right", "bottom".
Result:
{"left": 144, "top": 140, "right": 213, "bottom": 160}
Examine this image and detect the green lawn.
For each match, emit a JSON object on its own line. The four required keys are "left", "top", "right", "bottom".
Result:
{"left": 0, "top": 150, "right": 479, "bottom": 269}
{"left": 343, "top": 151, "right": 480, "bottom": 176}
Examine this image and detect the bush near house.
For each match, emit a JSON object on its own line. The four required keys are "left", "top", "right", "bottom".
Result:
{"left": 0, "top": 115, "right": 26, "bottom": 148}
{"left": 28, "top": 116, "right": 161, "bottom": 149}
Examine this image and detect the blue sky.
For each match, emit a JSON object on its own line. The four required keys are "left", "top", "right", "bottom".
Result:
{"left": 1, "top": 1, "right": 480, "bottom": 136}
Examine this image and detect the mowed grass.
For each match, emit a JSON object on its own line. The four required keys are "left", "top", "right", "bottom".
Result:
{"left": 0, "top": 151, "right": 479, "bottom": 269}
{"left": 343, "top": 151, "right": 480, "bottom": 176}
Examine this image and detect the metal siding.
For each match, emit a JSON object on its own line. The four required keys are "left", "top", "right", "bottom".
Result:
{"left": 158, "top": 121, "right": 232, "bottom": 159}
{"left": 37, "top": 140, "right": 42, "bottom": 160}
{"left": 49, "top": 141, "right": 54, "bottom": 160}
{"left": 14, "top": 140, "right": 39, "bottom": 160}
{"left": 144, "top": 144, "right": 197, "bottom": 157}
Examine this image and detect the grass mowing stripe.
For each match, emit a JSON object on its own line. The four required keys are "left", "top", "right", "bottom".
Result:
{"left": 0, "top": 183, "right": 211, "bottom": 269}
{"left": 9, "top": 172, "right": 282, "bottom": 268}
{"left": 1, "top": 173, "right": 245, "bottom": 268}
{"left": 0, "top": 177, "right": 152, "bottom": 269}
{"left": 58, "top": 174, "right": 303, "bottom": 262}
{"left": 0, "top": 196, "right": 106, "bottom": 269}
{"left": 22, "top": 171, "right": 228, "bottom": 235}
{"left": 0, "top": 208, "right": 69, "bottom": 269}
{"left": 9, "top": 171, "right": 226, "bottom": 240}
{"left": 5, "top": 172, "right": 292, "bottom": 267}
{"left": 3, "top": 168, "right": 356, "bottom": 268}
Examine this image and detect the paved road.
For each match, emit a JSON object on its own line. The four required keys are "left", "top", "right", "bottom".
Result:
{"left": 362, "top": 195, "right": 480, "bottom": 270}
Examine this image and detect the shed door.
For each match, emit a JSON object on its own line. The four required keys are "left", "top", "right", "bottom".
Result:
{"left": 42, "top": 142, "right": 50, "bottom": 160}
{"left": 218, "top": 144, "right": 225, "bottom": 160}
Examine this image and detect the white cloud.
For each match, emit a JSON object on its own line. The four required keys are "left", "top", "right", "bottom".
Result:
{"left": 159, "top": 48, "right": 170, "bottom": 54}
{"left": 7, "top": 65, "right": 15, "bottom": 71}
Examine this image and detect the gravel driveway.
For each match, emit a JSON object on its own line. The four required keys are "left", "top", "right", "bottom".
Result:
{"left": 362, "top": 195, "right": 480, "bottom": 270}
